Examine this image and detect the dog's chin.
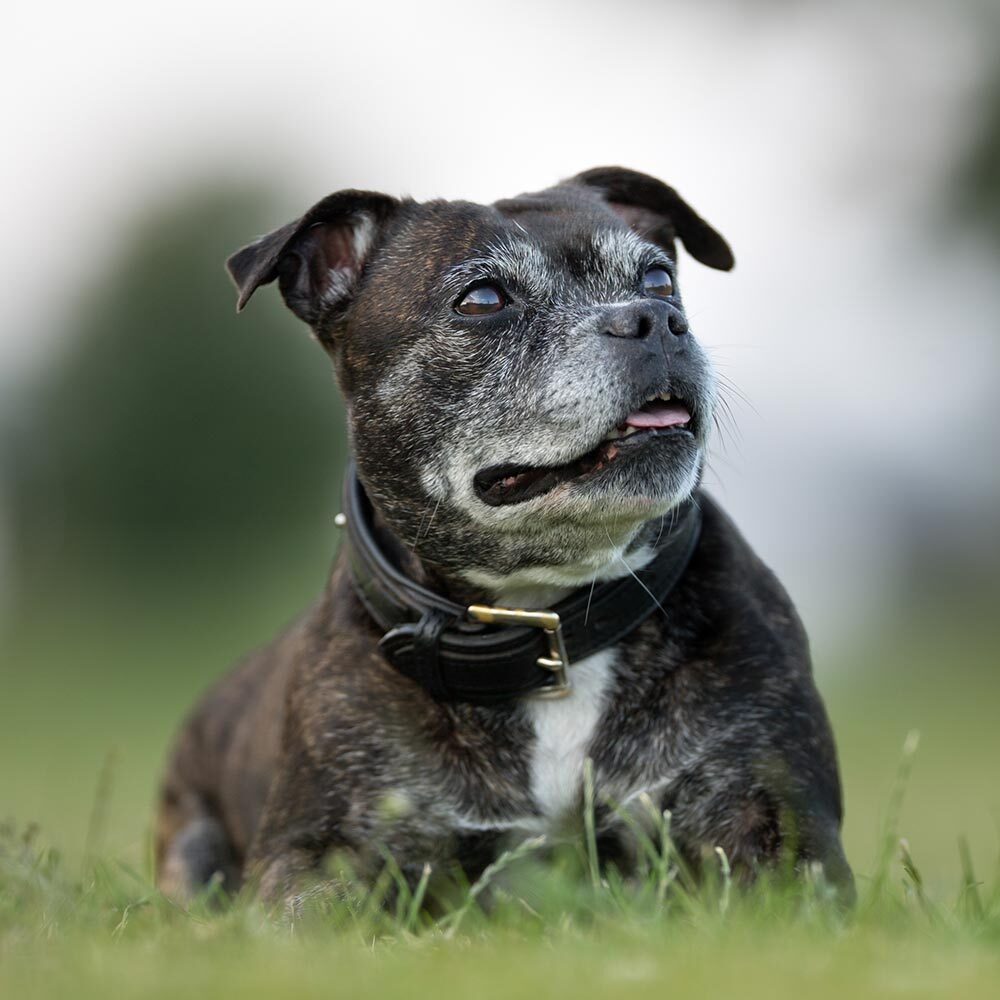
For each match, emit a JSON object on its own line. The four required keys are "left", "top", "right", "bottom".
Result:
{"left": 453, "top": 435, "right": 702, "bottom": 604}
{"left": 477, "top": 429, "right": 703, "bottom": 526}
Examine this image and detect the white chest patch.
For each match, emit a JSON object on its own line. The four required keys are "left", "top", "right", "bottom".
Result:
{"left": 525, "top": 648, "right": 617, "bottom": 824}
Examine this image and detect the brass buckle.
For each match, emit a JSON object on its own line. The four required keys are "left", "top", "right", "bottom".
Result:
{"left": 466, "top": 604, "right": 572, "bottom": 699}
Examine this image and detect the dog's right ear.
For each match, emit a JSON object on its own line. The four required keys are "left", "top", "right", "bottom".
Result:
{"left": 226, "top": 190, "right": 399, "bottom": 324}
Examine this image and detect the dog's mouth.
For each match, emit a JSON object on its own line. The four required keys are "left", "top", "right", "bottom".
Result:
{"left": 474, "top": 393, "right": 695, "bottom": 507}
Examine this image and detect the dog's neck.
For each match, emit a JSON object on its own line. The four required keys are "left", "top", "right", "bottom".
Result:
{"left": 369, "top": 507, "right": 660, "bottom": 611}
{"left": 458, "top": 541, "right": 660, "bottom": 610}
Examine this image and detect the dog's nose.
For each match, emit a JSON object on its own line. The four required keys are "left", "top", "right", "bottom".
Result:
{"left": 601, "top": 301, "right": 657, "bottom": 340}
{"left": 667, "top": 311, "right": 688, "bottom": 337}
{"left": 600, "top": 301, "right": 687, "bottom": 340}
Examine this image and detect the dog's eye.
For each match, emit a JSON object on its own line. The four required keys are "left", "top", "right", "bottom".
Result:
{"left": 642, "top": 267, "right": 674, "bottom": 298}
{"left": 456, "top": 284, "right": 506, "bottom": 316}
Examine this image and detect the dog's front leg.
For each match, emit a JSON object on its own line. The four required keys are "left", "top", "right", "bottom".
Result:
{"left": 661, "top": 741, "right": 854, "bottom": 905}
{"left": 243, "top": 731, "right": 369, "bottom": 908}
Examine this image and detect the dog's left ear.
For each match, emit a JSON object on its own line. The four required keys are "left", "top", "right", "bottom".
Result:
{"left": 568, "top": 166, "right": 735, "bottom": 271}
{"left": 226, "top": 190, "right": 399, "bottom": 323}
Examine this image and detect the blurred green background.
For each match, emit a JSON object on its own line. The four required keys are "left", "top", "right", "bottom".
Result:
{"left": 1, "top": 0, "right": 999, "bottom": 903}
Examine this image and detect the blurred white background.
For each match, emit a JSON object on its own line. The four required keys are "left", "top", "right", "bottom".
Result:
{"left": 3, "top": 0, "right": 998, "bottom": 646}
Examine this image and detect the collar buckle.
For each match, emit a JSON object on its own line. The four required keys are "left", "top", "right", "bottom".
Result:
{"left": 467, "top": 604, "right": 572, "bottom": 699}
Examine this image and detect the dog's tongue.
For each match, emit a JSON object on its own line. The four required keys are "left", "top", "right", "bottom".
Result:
{"left": 624, "top": 400, "right": 691, "bottom": 429}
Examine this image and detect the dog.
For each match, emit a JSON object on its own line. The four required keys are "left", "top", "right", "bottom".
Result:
{"left": 155, "top": 167, "right": 852, "bottom": 908}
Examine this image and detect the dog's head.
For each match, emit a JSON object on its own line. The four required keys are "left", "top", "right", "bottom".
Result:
{"left": 228, "top": 168, "right": 733, "bottom": 598}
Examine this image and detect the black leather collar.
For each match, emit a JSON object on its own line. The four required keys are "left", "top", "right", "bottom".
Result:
{"left": 342, "top": 465, "right": 702, "bottom": 705}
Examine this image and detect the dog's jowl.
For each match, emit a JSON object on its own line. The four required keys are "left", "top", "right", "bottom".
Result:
{"left": 155, "top": 167, "right": 852, "bottom": 907}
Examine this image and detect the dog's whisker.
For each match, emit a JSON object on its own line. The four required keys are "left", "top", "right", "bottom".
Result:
{"left": 417, "top": 498, "right": 442, "bottom": 549}
{"left": 653, "top": 513, "right": 666, "bottom": 550}
{"left": 710, "top": 387, "right": 746, "bottom": 457}
{"left": 584, "top": 574, "right": 598, "bottom": 627}
{"left": 604, "top": 526, "right": 670, "bottom": 622}
{"left": 410, "top": 500, "right": 434, "bottom": 551}
{"left": 714, "top": 375, "right": 757, "bottom": 415}
{"left": 616, "top": 554, "right": 670, "bottom": 622}
{"left": 711, "top": 406, "right": 743, "bottom": 457}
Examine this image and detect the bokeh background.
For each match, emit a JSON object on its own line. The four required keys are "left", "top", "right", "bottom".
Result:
{"left": 1, "top": 0, "right": 998, "bottom": 894}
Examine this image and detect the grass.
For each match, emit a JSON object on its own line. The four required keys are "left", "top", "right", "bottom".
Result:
{"left": 2, "top": 714, "right": 1000, "bottom": 1000}
{"left": 2, "top": 560, "right": 999, "bottom": 997}
{"left": 1, "top": 739, "right": 998, "bottom": 1000}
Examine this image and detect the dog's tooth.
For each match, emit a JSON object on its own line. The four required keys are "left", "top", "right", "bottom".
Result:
{"left": 603, "top": 427, "right": 621, "bottom": 442}
{"left": 622, "top": 426, "right": 638, "bottom": 437}
{"left": 658, "top": 392, "right": 672, "bottom": 402}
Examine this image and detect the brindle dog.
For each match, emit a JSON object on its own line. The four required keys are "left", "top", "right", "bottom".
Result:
{"left": 156, "top": 167, "right": 852, "bottom": 907}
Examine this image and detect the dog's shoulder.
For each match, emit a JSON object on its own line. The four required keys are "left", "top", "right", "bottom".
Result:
{"left": 687, "top": 491, "right": 810, "bottom": 657}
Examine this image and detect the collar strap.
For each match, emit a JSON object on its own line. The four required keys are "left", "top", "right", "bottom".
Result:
{"left": 342, "top": 466, "right": 702, "bottom": 705}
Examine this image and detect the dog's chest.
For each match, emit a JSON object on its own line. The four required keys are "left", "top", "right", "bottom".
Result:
{"left": 523, "top": 648, "right": 617, "bottom": 823}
